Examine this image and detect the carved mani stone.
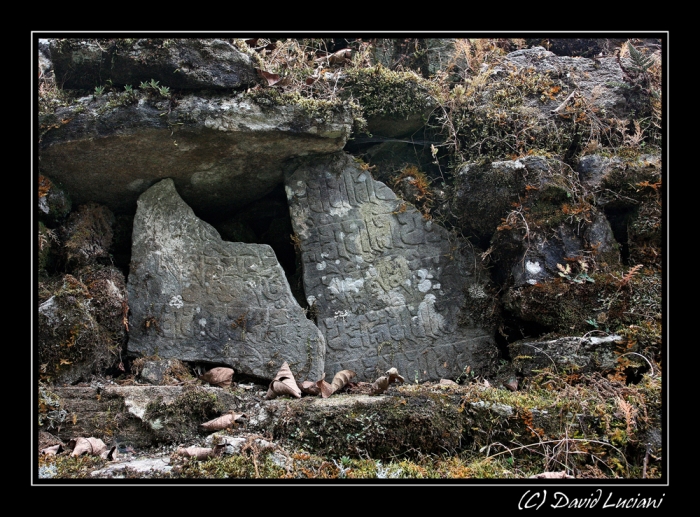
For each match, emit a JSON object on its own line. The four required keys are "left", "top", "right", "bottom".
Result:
{"left": 127, "top": 178, "right": 325, "bottom": 381}
{"left": 286, "top": 152, "right": 498, "bottom": 382}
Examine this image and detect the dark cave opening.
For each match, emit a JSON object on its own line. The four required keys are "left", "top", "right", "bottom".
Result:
{"left": 208, "top": 185, "right": 307, "bottom": 310}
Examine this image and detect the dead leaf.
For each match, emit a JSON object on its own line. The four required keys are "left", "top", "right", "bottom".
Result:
{"left": 530, "top": 471, "right": 575, "bottom": 479}
{"left": 439, "top": 379, "right": 458, "bottom": 386}
{"left": 386, "top": 367, "right": 405, "bottom": 384}
{"left": 371, "top": 376, "right": 390, "bottom": 395}
{"left": 264, "top": 361, "right": 301, "bottom": 399}
{"left": 69, "top": 437, "right": 108, "bottom": 457}
{"left": 40, "top": 444, "right": 63, "bottom": 455}
{"left": 371, "top": 367, "right": 405, "bottom": 394}
{"left": 246, "top": 39, "right": 277, "bottom": 51}
{"left": 330, "top": 370, "right": 356, "bottom": 394}
{"left": 255, "top": 68, "right": 288, "bottom": 87}
{"left": 174, "top": 446, "right": 221, "bottom": 460}
{"left": 316, "top": 48, "right": 352, "bottom": 65}
{"left": 504, "top": 378, "right": 518, "bottom": 392}
{"left": 199, "top": 367, "right": 234, "bottom": 387}
{"left": 298, "top": 380, "right": 321, "bottom": 396}
{"left": 317, "top": 378, "right": 334, "bottom": 398}
{"left": 200, "top": 412, "right": 247, "bottom": 431}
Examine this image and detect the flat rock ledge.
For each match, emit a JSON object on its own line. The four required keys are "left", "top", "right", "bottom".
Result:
{"left": 39, "top": 382, "right": 659, "bottom": 469}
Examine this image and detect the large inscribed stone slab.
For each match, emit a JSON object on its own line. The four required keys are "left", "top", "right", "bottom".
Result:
{"left": 286, "top": 153, "right": 498, "bottom": 382}
{"left": 127, "top": 178, "right": 325, "bottom": 381}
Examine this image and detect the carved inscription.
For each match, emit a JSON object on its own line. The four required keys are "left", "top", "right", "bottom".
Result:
{"left": 287, "top": 153, "right": 497, "bottom": 381}
{"left": 127, "top": 178, "right": 325, "bottom": 380}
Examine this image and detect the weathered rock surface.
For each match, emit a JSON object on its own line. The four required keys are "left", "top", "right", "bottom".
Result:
{"left": 510, "top": 334, "right": 626, "bottom": 376}
{"left": 456, "top": 155, "right": 620, "bottom": 287}
{"left": 38, "top": 265, "right": 128, "bottom": 385}
{"left": 127, "top": 178, "right": 325, "bottom": 381}
{"left": 502, "top": 47, "right": 629, "bottom": 117}
{"left": 286, "top": 152, "right": 499, "bottom": 382}
{"left": 49, "top": 38, "right": 260, "bottom": 91}
{"left": 39, "top": 380, "right": 661, "bottom": 469}
{"left": 39, "top": 92, "right": 353, "bottom": 219}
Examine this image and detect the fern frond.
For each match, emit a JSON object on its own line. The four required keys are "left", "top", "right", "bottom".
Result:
{"left": 618, "top": 264, "right": 643, "bottom": 288}
{"left": 627, "top": 42, "right": 654, "bottom": 74}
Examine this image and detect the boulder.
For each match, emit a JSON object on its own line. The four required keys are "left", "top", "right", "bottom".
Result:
{"left": 39, "top": 93, "right": 353, "bottom": 219}
{"left": 510, "top": 334, "right": 626, "bottom": 376}
{"left": 126, "top": 178, "right": 325, "bottom": 381}
{"left": 455, "top": 155, "right": 621, "bottom": 287}
{"left": 502, "top": 46, "right": 629, "bottom": 118}
{"left": 48, "top": 38, "right": 260, "bottom": 91}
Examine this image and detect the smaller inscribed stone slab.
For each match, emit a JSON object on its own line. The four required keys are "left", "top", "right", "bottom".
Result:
{"left": 127, "top": 178, "right": 325, "bottom": 381}
{"left": 286, "top": 153, "right": 497, "bottom": 382}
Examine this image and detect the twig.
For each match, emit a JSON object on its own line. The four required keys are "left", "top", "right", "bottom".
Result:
{"left": 550, "top": 90, "right": 580, "bottom": 115}
{"left": 486, "top": 437, "right": 630, "bottom": 476}
{"left": 617, "top": 352, "right": 655, "bottom": 377}
{"left": 520, "top": 343, "right": 559, "bottom": 373}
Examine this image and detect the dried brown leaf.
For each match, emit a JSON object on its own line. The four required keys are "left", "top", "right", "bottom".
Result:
{"left": 175, "top": 446, "right": 220, "bottom": 460}
{"left": 316, "top": 48, "right": 352, "bottom": 65}
{"left": 386, "top": 367, "right": 405, "bottom": 384}
{"left": 199, "top": 367, "right": 234, "bottom": 387}
{"left": 330, "top": 370, "right": 356, "bottom": 394}
{"left": 255, "top": 68, "right": 289, "bottom": 87}
{"left": 298, "top": 380, "right": 321, "bottom": 396}
{"left": 530, "top": 471, "right": 575, "bottom": 479}
{"left": 70, "top": 437, "right": 108, "bottom": 457}
{"left": 264, "top": 361, "right": 302, "bottom": 399}
{"left": 200, "top": 412, "right": 248, "bottom": 431}
{"left": 371, "top": 376, "right": 390, "bottom": 395}
{"left": 317, "top": 378, "right": 334, "bottom": 398}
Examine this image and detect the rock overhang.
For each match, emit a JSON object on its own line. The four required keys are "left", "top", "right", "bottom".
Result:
{"left": 39, "top": 93, "right": 354, "bottom": 220}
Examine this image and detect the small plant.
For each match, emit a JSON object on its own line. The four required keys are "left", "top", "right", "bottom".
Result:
{"left": 139, "top": 79, "right": 172, "bottom": 98}
{"left": 124, "top": 84, "right": 133, "bottom": 93}
{"left": 626, "top": 42, "right": 655, "bottom": 75}
{"left": 94, "top": 85, "right": 105, "bottom": 96}
{"left": 556, "top": 261, "right": 595, "bottom": 284}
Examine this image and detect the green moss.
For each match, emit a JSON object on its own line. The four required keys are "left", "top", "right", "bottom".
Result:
{"left": 242, "top": 88, "right": 364, "bottom": 131}
{"left": 273, "top": 393, "right": 467, "bottom": 460}
{"left": 39, "top": 454, "right": 106, "bottom": 479}
{"left": 343, "top": 64, "right": 437, "bottom": 120}
{"left": 38, "top": 273, "right": 119, "bottom": 382}
{"left": 173, "top": 453, "right": 287, "bottom": 479}
{"left": 143, "top": 386, "right": 226, "bottom": 443}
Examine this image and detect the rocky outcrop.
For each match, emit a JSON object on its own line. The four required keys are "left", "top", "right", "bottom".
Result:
{"left": 48, "top": 38, "right": 260, "bottom": 91}
{"left": 502, "top": 47, "right": 629, "bottom": 117}
{"left": 127, "top": 178, "right": 325, "bottom": 381}
{"left": 36, "top": 36, "right": 664, "bottom": 480}
{"left": 39, "top": 92, "right": 353, "bottom": 220}
{"left": 510, "top": 334, "right": 626, "bottom": 376}
{"left": 286, "top": 152, "right": 499, "bottom": 382}
{"left": 456, "top": 155, "right": 621, "bottom": 287}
